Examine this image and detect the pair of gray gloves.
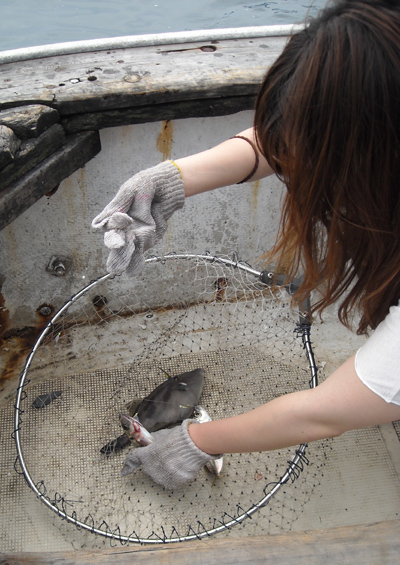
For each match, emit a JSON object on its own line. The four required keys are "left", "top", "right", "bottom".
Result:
{"left": 92, "top": 161, "right": 220, "bottom": 490}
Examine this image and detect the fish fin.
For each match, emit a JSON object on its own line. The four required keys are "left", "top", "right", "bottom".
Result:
{"left": 100, "top": 434, "right": 130, "bottom": 455}
{"left": 179, "top": 403, "right": 195, "bottom": 417}
{"left": 126, "top": 399, "right": 141, "bottom": 415}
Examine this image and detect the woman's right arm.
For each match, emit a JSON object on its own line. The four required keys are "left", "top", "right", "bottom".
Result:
{"left": 175, "top": 127, "right": 275, "bottom": 197}
{"left": 92, "top": 126, "right": 275, "bottom": 276}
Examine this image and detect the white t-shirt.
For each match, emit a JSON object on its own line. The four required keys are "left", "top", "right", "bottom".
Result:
{"left": 355, "top": 300, "right": 400, "bottom": 406}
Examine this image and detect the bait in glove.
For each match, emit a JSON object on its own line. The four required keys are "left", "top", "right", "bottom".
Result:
{"left": 193, "top": 405, "right": 224, "bottom": 479}
{"left": 119, "top": 413, "right": 154, "bottom": 446}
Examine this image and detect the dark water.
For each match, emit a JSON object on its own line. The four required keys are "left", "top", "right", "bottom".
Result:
{"left": 1, "top": 0, "right": 326, "bottom": 52}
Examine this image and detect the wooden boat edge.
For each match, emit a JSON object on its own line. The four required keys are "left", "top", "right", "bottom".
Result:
{"left": 1, "top": 519, "right": 399, "bottom": 563}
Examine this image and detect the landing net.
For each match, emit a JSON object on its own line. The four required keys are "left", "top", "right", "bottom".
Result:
{"left": 14, "top": 252, "right": 318, "bottom": 544}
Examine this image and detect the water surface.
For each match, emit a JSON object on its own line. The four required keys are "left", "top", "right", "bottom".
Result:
{"left": 1, "top": 0, "right": 325, "bottom": 51}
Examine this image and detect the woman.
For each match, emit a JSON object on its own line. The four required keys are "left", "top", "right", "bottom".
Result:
{"left": 92, "top": 0, "right": 400, "bottom": 489}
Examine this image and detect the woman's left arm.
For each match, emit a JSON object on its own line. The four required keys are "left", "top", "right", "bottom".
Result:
{"left": 121, "top": 354, "right": 400, "bottom": 488}
{"left": 189, "top": 355, "right": 400, "bottom": 455}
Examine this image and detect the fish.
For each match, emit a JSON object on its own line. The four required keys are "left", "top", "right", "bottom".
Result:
{"left": 119, "top": 414, "right": 155, "bottom": 446}
{"left": 100, "top": 368, "right": 205, "bottom": 454}
{"left": 193, "top": 405, "right": 224, "bottom": 480}
{"left": 32, "top": 391, "right": 62, "bottom": 409}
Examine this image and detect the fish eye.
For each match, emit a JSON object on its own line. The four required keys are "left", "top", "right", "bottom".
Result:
{"left": 121, "top": 423, "right": 128, "bottom": 431}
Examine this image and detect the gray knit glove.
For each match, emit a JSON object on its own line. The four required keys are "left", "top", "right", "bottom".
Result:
{"left": 121, "top": 420, "right": 219, "bottom": 490}
{"left": 91, "top": 161, "right": 185, "bottom": 276}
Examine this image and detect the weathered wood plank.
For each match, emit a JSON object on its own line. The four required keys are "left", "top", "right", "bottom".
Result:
{"left": 0, "top": 124, "right": 66, "bottom": 191}
{"left": 62, "top": 94, "right": 256, "bottom": 133}
{"left": 0, "top": 130, "right": 101, "bottom": 231}
{"left": 0, "top": 35, "right": 287, "bottom": 228}
{"left": 0, "top": 37, "right": 288, "bottom": 116}
{"left": 0, "top": 520, "right": 399, "bottom": 565}
{"left": 0, "top": 105, "right": 59, "bottom": 138}
{"left": 0, "top": 125, "right": 21, "bottom": 168}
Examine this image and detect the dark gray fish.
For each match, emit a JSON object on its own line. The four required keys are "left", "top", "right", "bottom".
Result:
{"left": 32, "top": 391, "right": 62, "bottom": 409}
{"left": 101, "top": 368, "right": 205, "bottom": 455}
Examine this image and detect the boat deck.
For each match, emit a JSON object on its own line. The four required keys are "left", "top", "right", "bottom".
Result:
{"left": 1, "top": 274, "right": 400, "bottom": 560}
{"left": 1, "top": 30, "right": 400, "bottom": 562}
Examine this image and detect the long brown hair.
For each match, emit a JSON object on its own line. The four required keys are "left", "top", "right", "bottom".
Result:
{"left": 254, "top": 0, "right": 400, "bottom": 334}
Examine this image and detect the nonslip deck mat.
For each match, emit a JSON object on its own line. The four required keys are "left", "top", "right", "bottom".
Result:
{"left": 17, "top": 350, "right": 309, "bottom": 541}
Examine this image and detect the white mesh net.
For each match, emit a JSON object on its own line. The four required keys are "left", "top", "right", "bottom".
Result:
{"left": 14, "top": 253, "right": 318, "bottom": 544}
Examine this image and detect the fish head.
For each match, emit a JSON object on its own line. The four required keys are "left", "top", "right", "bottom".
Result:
{"left": 193, "top": 405, "right": 211, "bottom": 423}
{"left": 119, "top": 413, "right": 139, "bottom": 439}
{"left": 206, "top": 456, "right": 224, "bottom": 478}
{"left": 135, "top": 368, "right": 206, "bottom": 432}
{"left": 119, "top": 413, "right": 154, "bottom": 446}
{"left": 176, "top": 368, "right": 205, "bottom": 398}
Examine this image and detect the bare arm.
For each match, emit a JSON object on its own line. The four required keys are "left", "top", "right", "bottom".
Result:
{"left": 174, "top": 127, "right": 274, "bottom": 197}
{"left": 189, "top": 355, "right": 400, "bottom": 454}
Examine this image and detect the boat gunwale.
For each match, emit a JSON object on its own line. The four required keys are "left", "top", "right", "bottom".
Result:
{"left": 0, "top": 24, "right": 303, "bottom": 65}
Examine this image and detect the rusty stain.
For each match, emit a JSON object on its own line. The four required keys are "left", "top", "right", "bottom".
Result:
{"left": 156, "top": 120, "right": 174, "bottom": 161}
{"left": 0, "top": 299, "right": 54, "bottom": 387}
{"left": 93, "top": 295, "right": 107, "bottom": 309}
{"left": 0, "top": 289, "right": 10, "bottom": 343}
{"left": 45, "top": 184, "right": 60, "bottom": 197}
{"left": 92, "top": 295, "right": 108, "bottom": 318}
{"left": 0, "top": 282, "right": 273, "bottom": 389}
{"left": 252, "top": 180, "right": 260, "bottom": 212}
{"left": 1, "top": 351, "right": 25, "bottom": 386}
{"left": 215, "top": 278, "right": 228, "bottom": 302}
{"left": 61, "top": 175, "right": 86, "bottom": 272}
{"left": 1, "top": 326, "right": 41, "bottom": 386}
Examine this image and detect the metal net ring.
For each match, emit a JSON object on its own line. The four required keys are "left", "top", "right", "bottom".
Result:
{"left": 14, "top": 252, "right": 318, "bottom": 544}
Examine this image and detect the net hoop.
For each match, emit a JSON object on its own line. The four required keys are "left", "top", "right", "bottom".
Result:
{"left": 14, "top": 252, "right": 319, "bottom": 544}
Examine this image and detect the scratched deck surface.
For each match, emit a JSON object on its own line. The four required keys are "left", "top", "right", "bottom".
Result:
{"left": 1, "top": 257, "right": 400, "bottom": 552}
